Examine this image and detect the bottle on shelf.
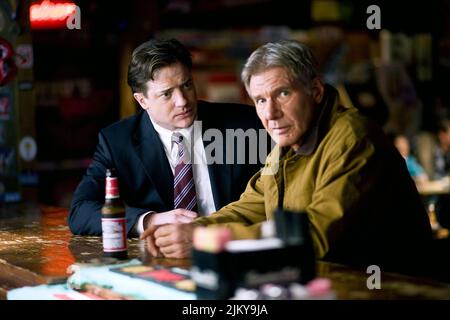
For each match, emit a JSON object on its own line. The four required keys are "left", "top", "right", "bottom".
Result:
{"left": 101, "top": 168, "right": 128, "bottom": 260}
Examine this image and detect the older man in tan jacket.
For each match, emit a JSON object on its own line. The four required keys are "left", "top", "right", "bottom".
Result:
{"left": 141, "top": 40, "right": 432, "bottom": 274}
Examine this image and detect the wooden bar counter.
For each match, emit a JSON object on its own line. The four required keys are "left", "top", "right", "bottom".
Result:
{"left": 1, "top": 203, "right": 450, "bottom": 300}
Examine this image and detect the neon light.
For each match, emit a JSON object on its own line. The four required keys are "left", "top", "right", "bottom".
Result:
{"left": 30, "top": 0, "right": 76, "bottom": 29}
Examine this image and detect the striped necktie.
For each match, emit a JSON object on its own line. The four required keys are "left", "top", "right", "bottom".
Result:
{"left": 172, "top": 132, "right": 198, "bottom": 212}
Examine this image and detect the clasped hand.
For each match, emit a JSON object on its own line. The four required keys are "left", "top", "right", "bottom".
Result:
{"left": 139, "top": 209, "right": 197, "bottom": 259}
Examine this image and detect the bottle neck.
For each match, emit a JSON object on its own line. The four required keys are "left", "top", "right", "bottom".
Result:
{"left": 105, "top": 176, "right": 120, "bottom": 199}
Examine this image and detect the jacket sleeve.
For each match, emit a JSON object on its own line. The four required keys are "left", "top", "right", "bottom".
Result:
{"left": 195, "top": 170, "right": 267, "bottom": 239}
{"left": 68, "top": 132, "right": 146, "bottom": 236}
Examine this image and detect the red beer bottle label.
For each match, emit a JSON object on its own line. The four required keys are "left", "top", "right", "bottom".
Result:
{"left": 105, "top": 176, "right": 119, "bottom": 199}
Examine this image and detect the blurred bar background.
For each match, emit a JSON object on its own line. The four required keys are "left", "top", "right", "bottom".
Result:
{"left": 0, "top": 0, "right": 449, "bottom": 210}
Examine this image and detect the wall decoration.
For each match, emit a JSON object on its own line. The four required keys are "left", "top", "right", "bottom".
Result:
{"left": 0, "top": 93, "right": 10, "bottom": 120}
{"left": 19, "top": 136, "right": 37, "bottom": 162}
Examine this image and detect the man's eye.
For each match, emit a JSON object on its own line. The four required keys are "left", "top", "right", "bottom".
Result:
{"left": 162, "top": 92, "right": 171, "bottom": 98}
{"left": 256, "top": 98, "right": 266, "bottom": 105}
{"left": 280, "top": 91, "right": 289, "bottom": 97}
{"left": 184, "top": 81, "right": 192, "bottom": 89}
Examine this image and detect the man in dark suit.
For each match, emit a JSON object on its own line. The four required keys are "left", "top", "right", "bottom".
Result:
{"left": 68, "top": 38, "right": 269, "bottom": 238}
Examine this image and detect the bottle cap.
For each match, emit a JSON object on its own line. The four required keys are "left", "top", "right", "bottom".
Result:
{"left": 106, "top": 168, "right": 117, "bottom": 177}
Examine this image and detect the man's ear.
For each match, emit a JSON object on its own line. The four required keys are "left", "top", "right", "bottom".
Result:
{"left": 311, "top": 77, "right": 325, "bottom": 104}
{"left": 133, "top": 92, "right": 148, "bottom": 110}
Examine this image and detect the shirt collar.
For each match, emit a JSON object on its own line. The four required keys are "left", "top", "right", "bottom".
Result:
{"left": 148, "top": 115, "right": 194, "bottom": 151}
{"left": 295, "top": 85, "right": 334, "bottom": 156}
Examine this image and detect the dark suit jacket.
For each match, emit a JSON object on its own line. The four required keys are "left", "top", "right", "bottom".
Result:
{"left": 68, "top": 101, "right": 270, "bottom": 236}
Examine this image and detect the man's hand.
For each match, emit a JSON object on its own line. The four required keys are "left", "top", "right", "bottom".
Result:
{"left": 153, "top": 223, "right": 197, "bottom": 259}
{"left": 139, "top": 209, "right": 197, "bottom": 257}
{"left": 145, "top": 209, "right": 197, "bottom": 229}
{"left": 140, "top": 224, "right": 161, "bottom": 257}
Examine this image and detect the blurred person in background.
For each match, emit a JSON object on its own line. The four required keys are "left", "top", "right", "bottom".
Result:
{"left": 416, "top": 119, "right": 450, "bottom": 181}
{"left": 393, "top": 134, "right": 428, "bottom": 185}
{"left": 434, "top": 119, "right": 450, "bottom": 179}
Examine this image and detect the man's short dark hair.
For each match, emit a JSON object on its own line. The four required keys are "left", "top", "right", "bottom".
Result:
{"left": 127, "top": 38, "right": 192, "bottom": 95}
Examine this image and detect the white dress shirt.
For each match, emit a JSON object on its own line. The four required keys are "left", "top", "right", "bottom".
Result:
{"left": 134, "top": 115, "right": 216, "bottom": 235}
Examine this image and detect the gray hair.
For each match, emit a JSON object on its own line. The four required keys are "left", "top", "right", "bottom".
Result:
{"left": 241, "top": 40, "right": 320, "bottom": 91}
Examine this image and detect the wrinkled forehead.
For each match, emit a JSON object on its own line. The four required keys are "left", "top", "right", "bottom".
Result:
{"left": 248, "top": 67, "right": 297, "bottom": 92}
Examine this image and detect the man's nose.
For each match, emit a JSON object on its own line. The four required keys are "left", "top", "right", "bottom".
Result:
{"left": 174, "top": 90, "right": 187, "bottom": 108}
{"left": 265, "top": 99, "right": 281, "bottom": 120}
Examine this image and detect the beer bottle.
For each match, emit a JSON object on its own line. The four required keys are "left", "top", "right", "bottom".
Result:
{"left": 101, "top": 168, "right": 128, "bottom": 260}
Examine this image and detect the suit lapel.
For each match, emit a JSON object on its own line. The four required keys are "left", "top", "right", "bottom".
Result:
{"left": 197, "top": 102, "right": 232, "bottom": 210}
{"left": 133, "top": 111, "right": 174, "bottom": 210}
